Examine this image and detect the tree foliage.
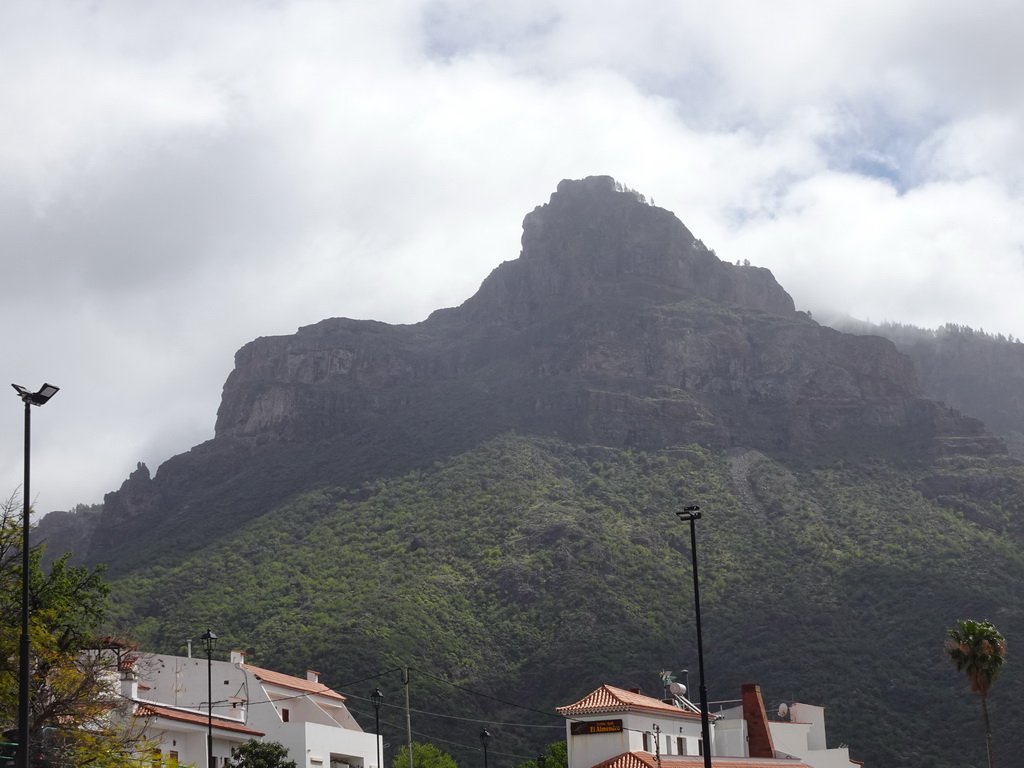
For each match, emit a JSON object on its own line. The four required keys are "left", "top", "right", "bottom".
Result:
{"left": 945, "top": 619, "right": 1007, "bottom": 768}
{"left": 389, "top": 742, "right": 458, "bottom": 768}
{"left": 0, "top": 494, "right": 146, "bottom": 768}
{"left": 511, "top": 741, "right": 567, "bottom": 768}
{"left": 229, "top": 739, "right": 297, "bottom": 768}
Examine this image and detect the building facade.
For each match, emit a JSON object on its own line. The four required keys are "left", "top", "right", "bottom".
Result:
{"left": 121, "top": 650, "right": 379, "bottom": 768}
{"left": 557, "top": 683, "right": 859, "bottom": 768}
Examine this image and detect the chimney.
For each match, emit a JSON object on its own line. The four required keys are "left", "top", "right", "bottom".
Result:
{"left": 231, "top": 650, "right": 247, "bottom": 665}
{"left": 741, "top": 684, "right": 776, "bottom": 759}
{"left": 307, "top": 670, "right": 320, "bottom": 684}
{"left": 121, "top": 677, "right": 139, "bottom": 701}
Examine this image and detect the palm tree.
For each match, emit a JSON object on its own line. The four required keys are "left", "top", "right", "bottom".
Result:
{"left": 945, "top": 619, "right": 1007, "bottom": 768}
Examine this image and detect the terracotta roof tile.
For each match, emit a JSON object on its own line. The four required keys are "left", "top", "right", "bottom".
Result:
{"left": 134, "top": 704, "right": 264, "bottom": 736}
{"left": 243, "top": 664, "right": 346, "bottom": 702}
{"left": 557, "top": 686, "right": 701, "bottom": 719}
{"left": 592, "top": 752, "right": 814, "bottom": 768}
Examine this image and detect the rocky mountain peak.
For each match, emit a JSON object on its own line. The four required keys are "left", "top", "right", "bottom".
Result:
{"left": 443, "top": 175, "right": 795, "bottom": 327}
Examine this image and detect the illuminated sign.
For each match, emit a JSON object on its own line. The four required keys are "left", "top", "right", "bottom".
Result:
{"left": 570, "top": 719, "right": 624, "bottom": 735}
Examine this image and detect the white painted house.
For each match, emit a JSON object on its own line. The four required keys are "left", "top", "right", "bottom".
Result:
{"left": 557, "top": 683, "right": 860, "bottom": 768}
{"left": 120, "top": 650, "right": 379, "bottom": 768}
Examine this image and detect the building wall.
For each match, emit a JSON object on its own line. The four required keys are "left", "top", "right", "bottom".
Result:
{"left": 565, "top": 710, "right": 704, "bottom": 768}
{"left": 144, "top": 722, "right": 208, "bottom": 767}
{"left": 132, "top": 653, "right": 377, "bottom": 768}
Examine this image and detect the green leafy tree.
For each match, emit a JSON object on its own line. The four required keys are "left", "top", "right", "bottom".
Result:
{"left": 945, "top": 619, "right": 1007, "bottom": 768}
{"left": 390, "top": 742, "right": 458, "bottom": 768}
{"left": 511, "top": 741, "right": 567, "bottom": 768}
{"left": 229, "top": 739, "right": 297, "bottom": 768}
{"left": 0, "top": 494, "right": 147, "bottom": 768}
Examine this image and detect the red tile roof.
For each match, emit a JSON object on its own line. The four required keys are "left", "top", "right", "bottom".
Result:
{"left": 557, "top": 686, "right": 702, "bottom": 720}
{"left": 592, "top": 752, "right": 813, "bottom": 768}
{"left": 243, "top": 664, "right": 346, "bottom": 702}
{"left": 134, "top": 704, "right": 265, "bottom": 736}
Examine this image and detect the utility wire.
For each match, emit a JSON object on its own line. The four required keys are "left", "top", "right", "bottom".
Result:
{"left": 409, "top": 667, "right": 563, "bottom": 721}
{"left": 344, "top": 696, "right": 562, "bottom": 729}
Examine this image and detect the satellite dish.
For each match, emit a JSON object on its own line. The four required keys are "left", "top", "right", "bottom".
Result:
{"left": 778, "top": 703, "right": 789, "bottom": 719}
{"left": 669, "top": 682, "right": 687, "bottom": 696}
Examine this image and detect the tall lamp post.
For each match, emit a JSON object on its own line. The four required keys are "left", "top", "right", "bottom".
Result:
{"left": 11, "top": 383, "right": 59, "bottom": 768}
{"left": 201, "top": 629, "right": 218, "bottom": 768}
{"left": 479, "top": 729, "right": 490, "bottom": 768}
{"left": 371, "top": 688, "right": 384, "bottom": 768}
{"left": 675, "top": 505, "right": 712, "bottom": 768}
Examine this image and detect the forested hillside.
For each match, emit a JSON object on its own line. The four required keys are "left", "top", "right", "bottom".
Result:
{"left": 106, "top": 433, "right": 1024, "bottom": 768}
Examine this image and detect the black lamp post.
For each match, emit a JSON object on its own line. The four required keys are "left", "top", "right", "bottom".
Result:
{"left": 371, "top": 688, "right": 384, "bottom": 768}
{"left": 11, "top": 383, "right": 59, "bottom": 768}
{"left": 479, "top": 729, "right": 490, "bottom": 768}
{"left": 675, "top": 505, "right": 711, "bottom": 768}
{"left": 201, "top": 629, "right": 218, "bottom": 768}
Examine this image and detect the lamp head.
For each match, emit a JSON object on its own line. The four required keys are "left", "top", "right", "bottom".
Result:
{"left": 675, "top": 504, "right": 701, "bottom": 521}
{"left": 200, "top": 628, "right": 218, "bottom": 654}
{"left": 479, "top": 729, "right": 490, "bottom": 747}
{"left": 371, "top": 688, "right": 384, "bottom": 708}
{"left": 11, "top": 383, "right": 60, "bottom": 407}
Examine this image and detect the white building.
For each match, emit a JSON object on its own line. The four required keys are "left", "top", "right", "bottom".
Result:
{"left": 121, "top": 650, "right": 379, "bottom": 768}
{"left": 557, "top": 683, "right": 860, "bottom": 768}
{"left": 715, "top": 692, "right": 858, "bottom": 768}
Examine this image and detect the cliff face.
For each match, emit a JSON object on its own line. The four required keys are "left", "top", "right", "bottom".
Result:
{"left": 48, "top": 176, "right": 1001, "bottom": 567}
{"left": 213, "top": 175, "right": 985, "bottom": 455}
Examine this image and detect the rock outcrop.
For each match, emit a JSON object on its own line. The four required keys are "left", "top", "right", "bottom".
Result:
{"left": 214, "top": 175, "right": 986, "bottom": 455}
{"left": 43, "top": 176, "right": 1003, "bottom": 568}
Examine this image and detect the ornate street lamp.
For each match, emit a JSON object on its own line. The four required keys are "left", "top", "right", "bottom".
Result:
{"left": 201, "top": 629, "right": 218, "bottom": 768}
{"left": 675, "top": 505, "right": 712, "bottom": 768}
{"left": 11, "top": 383, "right": 59, "bottom": 768}
{"left": 479, "top": 729, "right": 490, "bottom": 768}
{"left": 371, "top": 688, "right": 384, "bottom": 768}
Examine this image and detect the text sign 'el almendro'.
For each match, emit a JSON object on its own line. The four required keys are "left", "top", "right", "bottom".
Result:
{"left": 570, "top": 720, "right": 624, "bottom": 736}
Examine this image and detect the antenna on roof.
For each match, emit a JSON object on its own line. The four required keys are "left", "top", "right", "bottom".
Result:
{"left": 659, "top": 670, "right": 675, "bottom": 699}
{"left": 778, "top": 703, "right": 789, "bottom": 720}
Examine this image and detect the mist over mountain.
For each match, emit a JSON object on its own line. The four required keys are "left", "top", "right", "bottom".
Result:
{"left": 37, "top": 177, "right": 1024, "bottom": 768}
{"left": 818, "top": 313, "right": 1024, "bottom": 457}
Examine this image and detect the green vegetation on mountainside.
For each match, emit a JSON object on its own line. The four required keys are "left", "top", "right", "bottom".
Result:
{"left": 105, "top": 434, "right": 1024, "bottom": 768}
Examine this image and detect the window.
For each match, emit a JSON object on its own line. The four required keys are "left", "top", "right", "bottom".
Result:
{"left": 676, "top": 738, "right": 686, "bottom": 756}
{"left": 170, "top": 751, "right": 179, "bottom": 766}
{"left": 642, "top": 733, "right": 649, "bottom": 752}
{"left": 697, "top": 739, "right": 703, "bottom": 756}
{"left": 282, "top": 708, "right": 290, "bottom": 722}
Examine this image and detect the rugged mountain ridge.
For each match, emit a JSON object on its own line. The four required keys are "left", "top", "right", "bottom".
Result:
{"left": 215, "top": 175, "right": 985, "bottom": 453}
{"left": 34, "top": 176, "right": 1024, "bottom": 768}
{"left": 41, "top": 175, "right": 1001, "bottom": 567}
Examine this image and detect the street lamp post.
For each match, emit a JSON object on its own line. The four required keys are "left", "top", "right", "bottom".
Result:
{"left": 11, "top": 383, "right": 59, "bottom": 768}
{"left": 371, "top": 688, "right": 384, "bottom": 768}
{"left": 479, "top": 729, "right": 490, "bottom": 768}
{"left": 201, "top": 629, "right": 218, "bottom": 768}
{"left": 675, "top": 505, "right": 712, "bottom": 768}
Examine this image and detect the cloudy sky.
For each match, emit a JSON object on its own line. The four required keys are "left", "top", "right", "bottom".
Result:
{"left": 3, "top": 0, "right": 1024, "bottom": 514}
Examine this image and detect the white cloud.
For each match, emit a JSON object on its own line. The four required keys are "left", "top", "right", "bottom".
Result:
{"left": 2, "top": 0, "right": 1024, "bottom": 512}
